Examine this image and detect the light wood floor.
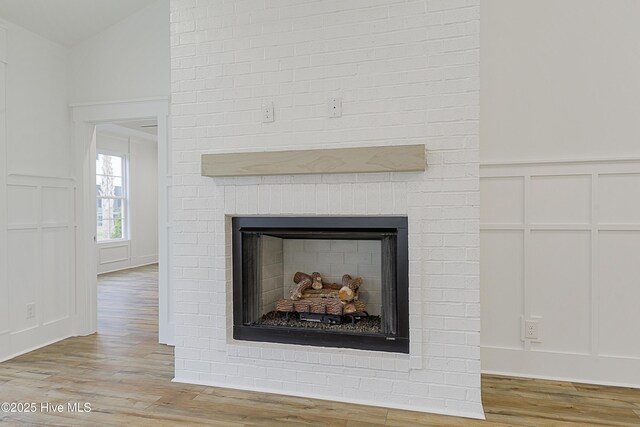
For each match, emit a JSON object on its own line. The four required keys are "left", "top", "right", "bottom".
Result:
{"left": 1, "top": 265, "right": 639, "bottom": 426}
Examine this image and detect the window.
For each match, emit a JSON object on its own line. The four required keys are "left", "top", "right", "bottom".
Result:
{"left": 96, "top": 153, "right": 128, "bottom": 241}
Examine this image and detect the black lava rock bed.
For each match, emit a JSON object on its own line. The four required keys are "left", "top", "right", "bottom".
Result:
{"left": 254, "top": 311, "right": 382, "bottom": 333}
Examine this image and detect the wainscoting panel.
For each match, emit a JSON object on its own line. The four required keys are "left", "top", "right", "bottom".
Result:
{"left": 97, "top": 242, "right": 131, "bottom": 274}
{"left": 597, "top": 230, "right": 640, "bottom": 359}
{"left": 0, "top": 175, "right": 76, "bottom": 362}
{"left": 7, "top": 228, "right": 39, "bottom": 333}
{"left": 529, "top": 230, "right": 591, "bottom": 355}
{"left": 7, "top": 184, "right": 38, "bottom": 226}
{"left": 529, "top": 175, "right": 592, "bottom": 225}
{"left": 479, "top": 177, "right": 524, "bottom": 225}
{"left": 598, "top": 173, "right": 640, "bottom": 224}
{"left": 41, "top": 186, "right": 71, "bottom": 226}
{"left": 479, "top": 230, "right": 523, "bottom": 350}
{"left": 41, "top": 227, "right": 71, "bottom": 325}
{"left": 480, "top": 159, "right": 640, "bottom": 387}
{"left": 99, "top": 243, "right": 129, "bottom": 264}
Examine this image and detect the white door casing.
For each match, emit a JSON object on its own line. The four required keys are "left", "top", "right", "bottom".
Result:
{"left": 70, "top": 98, "right": 173, "bottom": 344}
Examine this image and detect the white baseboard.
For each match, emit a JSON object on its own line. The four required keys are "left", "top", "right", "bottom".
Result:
{"left": 131, "top": 254, "right": 158, "bottom": 267}
{"left": 482, "top": 346, "right": 640, "bottom": 389}
{"left": 97, "top": 256, "right": 158, "bottom": 275}
{"left": 0, "top": 333, "right": 73, "bottom": 363}
{"left": 172, "top": 376, "right": 486, "bottom": 420}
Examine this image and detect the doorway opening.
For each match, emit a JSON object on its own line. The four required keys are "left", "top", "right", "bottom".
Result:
{"left": 71, "top": 98, "right": 172, "bottom": 345}
{"left": 94, "top": 120, "right": 158, "bottom": 275}
{"left": 93, "top": 120, "right": 159, "bottom": 336}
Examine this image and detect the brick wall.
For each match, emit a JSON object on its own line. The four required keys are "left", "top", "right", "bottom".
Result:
{"left": 261, "top": 235, "right": 284, "bottom": 313}
{"left": 170, "top": 0, "right": 482, "bottom": 418}
{"left": 283, "top": 239, "right": 382, "bottom": 315}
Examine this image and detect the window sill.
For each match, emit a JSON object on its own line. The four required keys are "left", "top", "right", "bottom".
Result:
{"left": 97, "top": 239, "right": 130, "bottom": 246}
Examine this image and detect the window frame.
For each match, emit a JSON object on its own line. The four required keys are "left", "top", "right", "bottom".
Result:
{"left": 95, "top": 150, "right": 130, "bottom": 243}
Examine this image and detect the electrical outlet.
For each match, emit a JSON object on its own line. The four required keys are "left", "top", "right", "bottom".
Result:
{"left": 328, "top": 97, "right": 342, "bottom": 118}
{"left": 524, "top": 319, "right": 539, "bottom": 340}
{"left": 26, "top": 303, "right": 35, "bottom": 320}
{"left": 262, "top": 102, "right": 274, "bottom": 123}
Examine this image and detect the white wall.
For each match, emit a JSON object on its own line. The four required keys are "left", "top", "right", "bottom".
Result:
{"left": 480, "top": 0, "right": 640, "bottom": 387}
{"left": 0, "top": 22, "right": 76, "bottom": 362}
{"left": 481, "top": 0, "right": 640, "bottom": 163}
{"left": 1, "top": 0, "right": 172, "bottom": 360}
{"left": 131, "top": 135, "right": 159, "bottom": 267}
{"left": 96, "top": 128, "right": 158, "bottom": 274}
{"left": 171, "top": 0, "right": 482, "bottom": 418}
{"left": 69, "top": 0, "right": 170, "bottom": 104}
{"left": 5, "top": 21, "right": 70, "bottom": 176}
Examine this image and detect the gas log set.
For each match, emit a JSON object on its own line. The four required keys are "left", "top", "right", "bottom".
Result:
{"left": 275, "top": 272, "right": 369, "bottom": 325}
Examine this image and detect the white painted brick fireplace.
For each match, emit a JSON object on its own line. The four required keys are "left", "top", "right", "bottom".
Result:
{"left": 170, "top": 0, "right": 482, "bottom": 419}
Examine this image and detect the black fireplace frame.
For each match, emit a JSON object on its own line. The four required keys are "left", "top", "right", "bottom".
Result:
{"left": 232, "top": 216, "right": 409, "bottom": 353}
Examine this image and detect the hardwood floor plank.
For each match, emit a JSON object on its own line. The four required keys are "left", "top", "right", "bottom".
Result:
{"left": 0, "top": 264, "right": 639, "bottom": 426}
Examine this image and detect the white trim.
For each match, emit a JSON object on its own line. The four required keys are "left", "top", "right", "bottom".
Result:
{"left": 481, "top": 157, "right": 640, "bottom": 168}
{"left": 590, "top": 173, "right": 599, "bottom": 357}
{"left": 98, "top": 260, "right": 158, "bottom": 276}
{"left": 0, "top": 26, "right": 7, "bottom": 64}
{"left": 481, "top": 346, "right": 640, "bottom": 389}
{"left": 7, "top": 173, "right": 75, "bottom": 183}
{"left": 99, "top": 257, "right": 129, "bottom": 265}
{"left": 0, "top": 334, "right": 73, "bottom": 363}
{"left": 481, "top": 159, "right": 640, "bottom": 178}
{"left": 172, "top": 377, "right": 485, "bottom": 420}
{"left": 98, "top": 238, "right": 131, "bottom": 245}
{"left": 0, "top": 36, "right": 7, "bottom": 356}
{"left": 71, "top": 98, "right": 173, "bottom": 345}
{"left": 598, "top": 224, "right": 640, "bottom": 231}
{"left": 482, "top": 369, "right": 640, "bottom": 390}
{"left": 131, "top": 254, "right": 159, "bottom": 264}
{"left": 69, "top": 96, "right": 169, "bottom": 108}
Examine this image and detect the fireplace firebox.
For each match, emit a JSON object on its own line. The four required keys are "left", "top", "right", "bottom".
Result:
{"left": 232, "top": 216, "right": 409, "bottom": 353}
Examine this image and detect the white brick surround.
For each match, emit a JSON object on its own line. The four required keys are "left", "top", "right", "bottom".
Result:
{"left": 170, "top": 0, "right": 482, "bottom": 419}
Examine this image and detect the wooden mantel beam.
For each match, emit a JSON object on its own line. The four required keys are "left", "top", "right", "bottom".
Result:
{"left": 201, "top": 144, "right": 426, "bottom": 177}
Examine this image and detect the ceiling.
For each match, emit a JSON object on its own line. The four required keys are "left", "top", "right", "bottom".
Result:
{"left": 0, "top": 0, "right": 157, "bottom": 47}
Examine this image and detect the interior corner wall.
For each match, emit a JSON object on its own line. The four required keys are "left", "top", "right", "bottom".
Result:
{"left": 68, "top": 0, "right": 170, "bottom": 104}
{"left": 480, "top": 0, "right": 640, "bottom": 387}
{"left": 96, "top": 130, "right": 158, "bottom": 274}
{"left": 0, "top": 21, "right": 76, "bottom": 362}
